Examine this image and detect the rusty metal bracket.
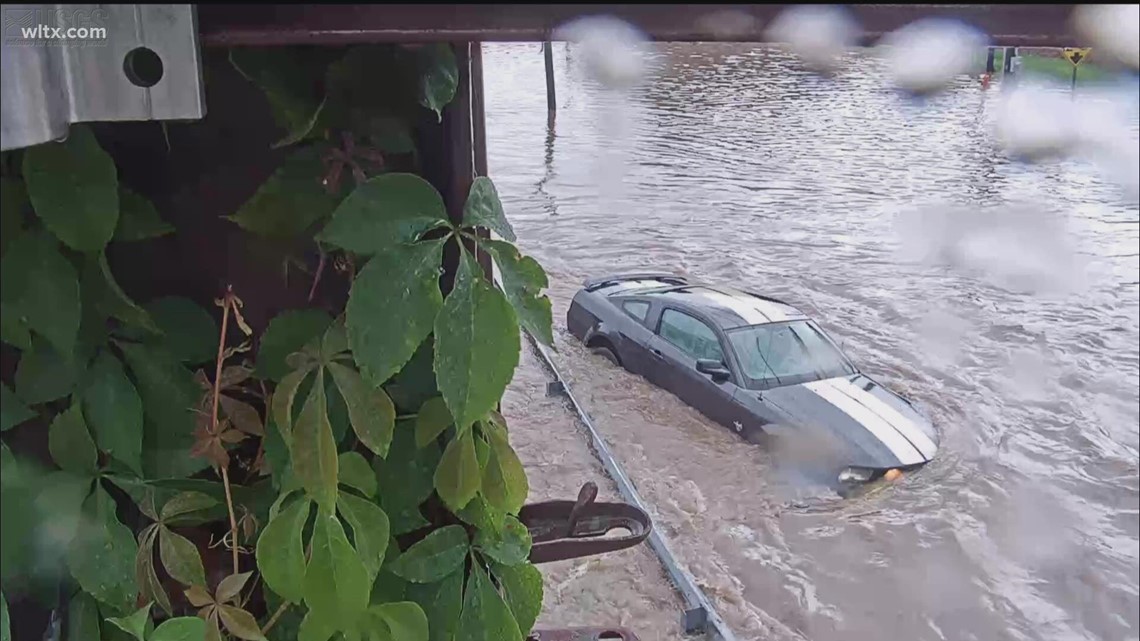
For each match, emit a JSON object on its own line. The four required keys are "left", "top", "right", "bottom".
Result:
{"left": 520, "top": 482, "right": 652, "bottom": 564}
{"left": 528, "top": 628, "right": 640, "bottom": 641}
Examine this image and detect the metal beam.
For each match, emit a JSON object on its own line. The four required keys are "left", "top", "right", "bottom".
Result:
{"left": 198, "top": 4, "right": 1081, "bottom": 48}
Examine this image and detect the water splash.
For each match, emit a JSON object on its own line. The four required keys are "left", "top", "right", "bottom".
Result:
{"left": 994, "top": 84, "right": 1080, "bottom": 162}
{"left": 879, "top": 19, "right": 988, "bottom": 95}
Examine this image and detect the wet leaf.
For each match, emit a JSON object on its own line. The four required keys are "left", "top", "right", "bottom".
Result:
{"left": 293, "top": 369, "right": 338, "bottom": 511}
{"left": 85, "top": 253, "right": 159, "bottom": 333}
{"left": 257, "top": 497, "right": 311, "bottom": 604}
{"left": 228, "top": 147, "right": 342, "bottom": 239}
{"left": 483, "top": 239, "right": 554, "bottom": 347}
{"left": 370, "top": 601, "right": 428, "bottom": 641}
{"left": 0, "top": 175, "right": 28, "bottom": 257}
{"left": 49, "top": 404, "right": 97, "bottom": 476}
{"left": 338, "top": 452, "right": 377, "bottom": 498}
{"left": 0, "top": 231, "right": 80, "bottom": 357}
{"left": 141, "top": 297, "right": 218, "bottom": 365}
{"left": 481, "top": 422, "right": 529, "bottom": 515}
{"left": 159, "top": 525, "right": 207, "bottom": 587}
{"left": 456, "top": 495, "right": 506, "bottom": 534}
{"left": 327, "top": 361, "right": 395, "bottom": 457}
{"left": 336, "top": 491, "right": 390, "bottom": 580}
{"left": 406, "top": 570, "right": 463, "bottom": 641}
{"left": 14, "top": 337, "right": 76, "bottom": 404}
{"left": 152, "top": 617, "right": 207, "bottom": 641}
{"left": 0, "top": 305, "right": 32, "bottom": 350}
{"left": 107, "top": 603, "right": 151, "bottom": 641}
{"left": 417, "top": 44, "right": 459, "bottom": 119}
{"left": 118, "top": 342, "right": 208, "bottom": 479}
{"left": 304, "top": 510, "right": 370, "bottom": 624}
{"left": 0, "top": 383, "right": 34, "bottom": 432}
{"left": 22, "top": 124, "right": 119, "bottom": 252}
{"left": 456, "top": 563, "right": 521, "bottom": 641}
{"left": 136, "top": 524, "right": 173, "bottom": 615}
{"left": 346, "top": 239, "right": 445, "bottom": 386}
{"left": 414, "top": 396, "right": 452, "bottom": 448}
{"left": 67, "top": 487, "right": 139, "bottom": 613}
{"left": 462, "top": 177, "right": 515, "bottom": 241}
{"left": 474, "top": 516, "right": 531, "bottom": 566}
{"left": 220, "top": 396, "right": 264, "bottom": 436}
{"left": 272, "top": 364, "right": 315, "bottom": 437}
{"left": 216, "top": 571, "right": 253, "bottom": 605}
{"left": 115, "top": 187, "right": 174, "bottom": 242}
{"left": 67, "top": 590, "right": 102, "bottom": 641}
{"left": 218, "top": 605, "right": 266, "bottom": 641}
{"left": 493, "top": 562, "right": 543, "bottom": 636}
{"left": 384, "top": 339, "right": 438, "bottom": 413}
{"left": 318, "top": 173, "right": 449, "bottom": 255}
{"left": 434, "top": 250, "right": 520, "bottom": 430}
{"left": 82, "top": 350, "right": 144, "bottom": 474}
{"left": 161, "top": 491, "right": 221, "bottom": 525}
{"left": 434, "top": 429, "right": 481, "bottom": 511}
{"left": 389, "top": 525, "right": 468, "bottom": 583}
{"left": 258, "top": 310, "right": 332, "bottom": 381}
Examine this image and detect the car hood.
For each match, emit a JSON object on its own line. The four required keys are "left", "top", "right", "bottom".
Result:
{"left": 762, "top": 374, "right": 939, "bottom": 469}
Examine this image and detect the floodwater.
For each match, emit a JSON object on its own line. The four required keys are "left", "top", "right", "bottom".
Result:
{"left": 488, "top": 43, "right": 1140, "bottom": 641}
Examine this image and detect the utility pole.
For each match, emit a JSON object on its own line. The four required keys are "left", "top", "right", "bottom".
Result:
{"left": 543, "top": 41, "right": 556, "bottom": 115}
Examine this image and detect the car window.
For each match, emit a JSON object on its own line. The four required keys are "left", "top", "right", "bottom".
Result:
{"left": 658, "top": 309, "right": 725, "bottom": 362}
{"left": 727, "top": 320, "right": 855, "bottom": 389}
{"left": 622, "top": 300, "right": 650, "bottom": 322}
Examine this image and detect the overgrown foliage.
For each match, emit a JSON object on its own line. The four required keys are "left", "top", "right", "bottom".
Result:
{"left": 1, "top": 43, "right": 552, "bottom": 641}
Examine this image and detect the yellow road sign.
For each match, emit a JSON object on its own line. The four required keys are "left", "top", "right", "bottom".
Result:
{"left": 1062, "top": 47, "right": 1092, "bottom": 66}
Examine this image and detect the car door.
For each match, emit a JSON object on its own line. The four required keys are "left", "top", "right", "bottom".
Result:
{"left": 648, "top": 308, "right": 739, "bottom": 427}
{"left": 612, "top": 298, "right": 657, "bottom": 376}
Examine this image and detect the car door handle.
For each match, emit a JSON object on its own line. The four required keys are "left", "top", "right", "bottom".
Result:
{"left": 649, "top": 348, "right": 663, "bottom": 359}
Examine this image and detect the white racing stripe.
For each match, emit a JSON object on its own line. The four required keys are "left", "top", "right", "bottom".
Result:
{"left": 700, "top": 291, "right": 775, "bottom": 324}
{"left": 805, "top": 380, "right": 926, "bottom": 465}
{"left": 824, "top": 378, "right": 939, "bottom": 459}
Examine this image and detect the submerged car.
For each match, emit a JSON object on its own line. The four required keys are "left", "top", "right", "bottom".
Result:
{"left": 567, "top": 273, "right": 938, "bottom": 488}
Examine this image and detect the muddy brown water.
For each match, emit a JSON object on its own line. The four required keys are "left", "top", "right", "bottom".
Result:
{"left": 490, "top": 43, "right": 1139, "bottom": 641}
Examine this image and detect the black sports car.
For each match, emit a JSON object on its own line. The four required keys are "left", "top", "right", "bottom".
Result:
{"left": 567, "top": 273, "right": 939, "bottom": 488}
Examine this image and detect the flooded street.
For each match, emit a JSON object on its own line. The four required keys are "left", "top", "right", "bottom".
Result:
{"left": 487, "top": 42, "right": 1140, "bottom": 641}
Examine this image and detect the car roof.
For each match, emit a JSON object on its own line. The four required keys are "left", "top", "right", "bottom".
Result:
{"left": 594, "top": 277, "right": 807, "bottom": 330}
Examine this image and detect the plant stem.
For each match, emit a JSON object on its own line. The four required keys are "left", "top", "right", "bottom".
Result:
{"left": 308, "top": 244, "right": 327, "bottom": 303}
{"left": 261, "top": 601, "right": 290, "bottom": 636}
{"left": 212, "top": 286, "right": 241, "bottom": 575}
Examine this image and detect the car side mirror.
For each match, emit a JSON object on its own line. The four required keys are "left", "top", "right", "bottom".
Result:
{"left": 696, "top": 359, "right": 731, "bottom": 382}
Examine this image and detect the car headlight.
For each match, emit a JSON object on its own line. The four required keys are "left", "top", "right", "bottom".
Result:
{"left": 838, "top": 466, "right": 874, "bottom": 484}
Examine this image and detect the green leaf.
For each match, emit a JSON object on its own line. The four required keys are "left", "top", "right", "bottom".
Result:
{"left": 14, "top": 337, "right": 76, "bottom": 404}
{"left": 297, "top": 610, "right": 337, "bottom": 641}
{"left": 217, "top": 571, "right": 252, "bottom": 603}
{"left": 388, "top": 525, "right": 468, "bottom": 583}
{"left": 22, "top": 124, "right": 119, "bottom": 252}
{"left": 258, "top": 310, "right": 331, "bottom": 381}
{"left": 229, "top": 48, "right": 332, "bottom": 148}
{"left": 359, "top": 116, "right": 416, "bottom": 155}
{"left": 0, "top": 175, "right": 29, "bottom": 257}
{"left": 81, "top": 350, "right": 144, "bottom": 474}
{"left": 118, "top": 342, "right": 208, "bottom": 479}
{"left": 141, "top": 297, "right": 218, "bottom": 365}
{"left": 228, "top": 147, "right": 342, "bottom": 239}
{"left": 68, "top": 487, "right": 138, "bottom": 613}
{"left": 219, "top": 605, "right": 267, "bottom": 641}
{"left": 456, "top": 495, "right": 506, "bottom": 534}
{"left": 474, "top": 516, "right": 531, "bottom": 566}
{"left": 115, "top": 187, "right": 174, "bottom": 242}
{"left": 152, "top": 617, "right": 207, "bottom": 641}
{"left": 257, "top": 497, "right": 311, "bottom": 604}
{"left": 434, "top": 250, "right": 520, "bottom": 430}
{"left": 492, "top": 562, "right": 543, "bottom": 636}
{"left": 327, "top": 362, "right": 395, "bottom": 458}
{"left": 384, "top": 339, "right": 438, "bottom": 413}
{"left": 1, "top": 592, "right": 9, "bottom": 641}
{"left": 370, "top": 602, "right": 428, "bottom": 641}
{"left": 336, "top": 491, "right": 390, "bottom": 581}
{"left": 0, "top": 383, "right": 34, "bottom": 431}
{"left": 347, "top": 239, "right": 445, "bottom": 386}
{"left": 159, "top": 525, "right": 207, "bottom": 587}
{"left": 456, "top": 563, "right": 522, "bottom": 641}
{"left": 67, "top": 590, "right": 102, "bottom": 641}
{"left": 136, "top": 524, "right": 174, "bottom": 616}
{"left": 406, "top": 570, "right": 463, "bottom": 641}
{"left": 480, "top": 422, "right": 529, "bottom": 515}
{"left": 293, "top": 369, "right": 338, "bottom": 511}
{"left": 414, "top": 397, "right": 452, "bottom": 448}
{"left": 0, "top": 305, "right": 32, "bottom": 350}
{"left": 84, "top": 253, "right": 158, "bottom": 333}
{"left": 107, "top": 603, "right": 151, "bottom": 641}
{"left": 373, "top": 422, "right": 437, "bottom": 535}
{"left": 483, "top": 239, "right": 554, "bottom": 347}
{"left": 434, "top": 428, "right": 481, "bottom": 511}
{"left": 417, "top": 44, "right": 458, "bottom": 119}
{"left": 31, "top": 472, "right": 92, "bottom": 572}
{"left": 272, "top": 364, "right": 315, "bottom": 438}
{"left": 0, "top": 231, "right": 80, "bottom": 357}
{"left": 318, "top": 174, "right": 449, "bottom": 255}
{"left": 160, "top": 491, "right": 221, "bottom": 525}
{"left": 304, "top": 510, "right": 370, "bottom": 625}
{"left": 462, "top": 177, "right": 515, "bottom": 241}
{"left": 49, "top": 404, "right": 97, "bottom": 475}
{"left": 338, "top": 452, "right": 377, "bottom": 498}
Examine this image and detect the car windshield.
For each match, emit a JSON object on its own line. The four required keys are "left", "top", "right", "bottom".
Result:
{"left": 726, "top": 320, "right": 856, "bottom": 389}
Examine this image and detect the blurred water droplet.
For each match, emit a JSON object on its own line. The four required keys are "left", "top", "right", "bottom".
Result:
{"left": 695, "top": 9, "right": 759, "bottom": 40}
{"left": 765, "top": 5, "right": 860, "bottom": 74}
{"left": 1073, "top": 4, "right": 1140, "bottom": 71}
{"left": 556, "top": 16, "right": 650, "bottom": 90}
{"left": 880, "top": 19, "right": 988, "bottom": 95}
{"left": 994, "top": 84, "right": 1080, "bottom": 162}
